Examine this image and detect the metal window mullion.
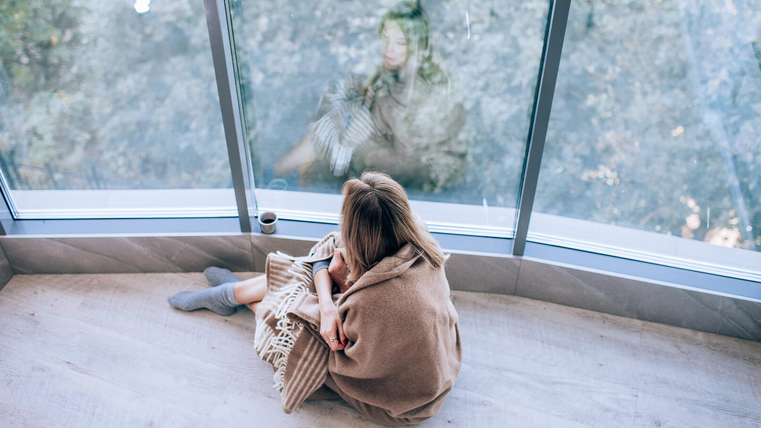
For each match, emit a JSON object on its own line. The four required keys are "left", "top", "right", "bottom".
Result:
{"left": 512, "top": 0, "right": 571, "bottom": 256}
{"left": 0, "top": 177, "right": 15, "bottom": 235}
{"left": 203, "top": 0, "right": 254, "bottom": 233}
{"left": 0, "top": 68, "right": 18, "bottom": 234}
{"left": 0, "top": 164, "right": 20, "bottom": 234}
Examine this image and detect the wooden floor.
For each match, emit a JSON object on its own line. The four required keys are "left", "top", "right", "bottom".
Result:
{"left": 0, "top": 273, "right": 759, "bottom": 428}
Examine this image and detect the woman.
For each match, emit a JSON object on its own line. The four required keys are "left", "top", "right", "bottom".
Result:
{"left": 273, "top": 1, "right": 467, "bottom": 192}
{"left": 168, "top": 172, "right": 462, "bottom": 425}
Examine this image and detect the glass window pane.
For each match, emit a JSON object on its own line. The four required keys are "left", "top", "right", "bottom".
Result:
{"left": 533, "top": 0, "right": 761, "bottom": 278}
{"left": 229, "top": 0, "right": 550, "bottom": 236}
{"left": 0, "top": 0, "right": 236, "bottom": 218}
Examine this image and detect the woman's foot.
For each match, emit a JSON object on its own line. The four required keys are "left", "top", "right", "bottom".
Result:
{"left": 168, "top": 282, "right": 239, "bottom": 316}
{"left": 204, "top": 267, "right": 241, "bottom": 287}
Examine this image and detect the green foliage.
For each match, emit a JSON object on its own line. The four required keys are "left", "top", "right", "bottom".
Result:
{"left": 536, "top": 0, "right": 761, "bottom": 249}
{"left": 0, "top": 0, "right": 230, "bottom": 190}
{"left": 0, "top": 0, "right": 78, "bottom": 94}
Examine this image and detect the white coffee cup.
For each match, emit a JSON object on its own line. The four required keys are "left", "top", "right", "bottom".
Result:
{"left": 258, "top": 211, "right": 278, "bottom": 234}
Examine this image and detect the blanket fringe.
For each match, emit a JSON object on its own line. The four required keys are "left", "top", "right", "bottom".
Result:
{"left": 254, "top": 253, "right": 313, "bottom": 392}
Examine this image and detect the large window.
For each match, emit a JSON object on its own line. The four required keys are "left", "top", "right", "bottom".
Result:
{"left": 1, "top": 0, "right": 758, "bottom": 283}
{"left": 0, "top": 0, "right": 236, "bottom": 218}
{"left": 228, "top": 0, "right": 550, "bottom": 236}
{"left": 532, "top": 0, "right": 761, "bottom": 279}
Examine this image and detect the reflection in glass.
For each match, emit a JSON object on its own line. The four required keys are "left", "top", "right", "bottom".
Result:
{"left": 230, "top": 0, "right": 549, "bottom": 232}
{"left": 535, "top": 0, "right": 761, "bottom": 253}
{"left": 273, "top": 3, "right": 467, "bottom": 193}
{"left": 0, "top": 0, "right": 234, "bottom": 217}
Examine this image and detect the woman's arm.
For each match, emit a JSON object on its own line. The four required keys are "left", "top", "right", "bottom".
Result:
{"left": 360, "top": 69, "right": 382, "bottom": 96}
{"left": 327, "top": 248, "right": 351, "bottom": 293}
{"left": 315, "top": 266, "right": 347, "bottom": 351}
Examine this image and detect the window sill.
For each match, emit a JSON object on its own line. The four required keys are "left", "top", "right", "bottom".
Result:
{"left": 0, "top": 216, "right": 757, "bottom": 340}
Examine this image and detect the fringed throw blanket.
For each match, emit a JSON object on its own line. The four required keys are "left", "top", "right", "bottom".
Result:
{"left": 253, "top": 233, "right": 337, "bottom": 406}
{"left": 256, "top": 232, "right": 462, "bottom": 425}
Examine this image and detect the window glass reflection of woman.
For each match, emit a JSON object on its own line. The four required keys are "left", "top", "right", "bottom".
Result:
{"left": 274, "top": 1, "right": 467, "bottom": 192}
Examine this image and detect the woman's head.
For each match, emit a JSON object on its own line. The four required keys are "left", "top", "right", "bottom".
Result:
{"left": 380, "top": 21, "right": 408, "bottom": 71}
{"left": 379, "top": 2, "right": 431, "bottom": 71}
{"left": 378, "top": 1, "right": 431, "bottom": 65}
{"left": 340, "top": 171, "right": 445, "bottom": 284}
{"left": 376, "top": 2, "right": 448, "bottom": 85}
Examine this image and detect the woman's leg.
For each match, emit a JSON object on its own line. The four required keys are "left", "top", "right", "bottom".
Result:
{"left": 168, "top": 281, "right": 239, "bottom": 316}
{"left": 204, "top": 266, "right": 241, "bottom": 286}
{"left": 235, "top": 276, "right": 266, "bottom": 314}
{"left": 232, "top": 274, "right": 268, "bottom": 305}
{"left": 273, "top": 134, "right": 318, "bottom": 176}
{"left": 168, "top": 274, "right": 267, "bottom": 316}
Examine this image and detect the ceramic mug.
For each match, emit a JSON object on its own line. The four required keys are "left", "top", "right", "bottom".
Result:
{"left": 258, "top": 211, "right": 278, "bottom": 234}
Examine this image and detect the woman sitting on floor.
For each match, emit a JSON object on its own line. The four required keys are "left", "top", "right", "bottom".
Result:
{"left": 168, "top": 171, "right": 462, "bottom": 426}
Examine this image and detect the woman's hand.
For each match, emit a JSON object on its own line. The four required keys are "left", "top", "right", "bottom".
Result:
{"left": 319, "top": 302, "right": 347, "bottom": 351}
{"left": 364, "top": 87, "right": 375, "bottom": 108}
{"left": 328, "top": 248, "right": 351, "bottom": 293}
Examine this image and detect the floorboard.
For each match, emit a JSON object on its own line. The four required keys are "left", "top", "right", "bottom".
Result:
{"left": 0, "top": 273, "right": 759, "bottom": 428}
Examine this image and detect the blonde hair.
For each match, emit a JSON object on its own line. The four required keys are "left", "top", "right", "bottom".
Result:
{"left": 361, "top": 2, "right": 450, "bottom": 96}
{"left": 340, "top": 171, "right": 445, "bottom": 284}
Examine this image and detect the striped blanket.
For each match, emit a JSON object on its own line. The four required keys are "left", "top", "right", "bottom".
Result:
{"left": 308, "top": 74, "right": 379, "bottom": 176}
{"left": 253, "top": 233, "right": 338, "bottom": 412}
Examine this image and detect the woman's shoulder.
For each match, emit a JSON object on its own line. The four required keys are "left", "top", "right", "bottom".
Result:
{"left": 382, "top": 250, "right": 449, "bottom": 298}
{"left": 403, "top": 254, "right": 448, "bottom": 283}
{"left": 344, "top": 246, "right": 445, "bottom": 296}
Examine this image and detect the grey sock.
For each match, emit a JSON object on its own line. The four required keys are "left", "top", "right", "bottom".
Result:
{"left": 204, "top": 267, "right": 241, "bottom": 287}
{"left": 168, "top": 282, "right": 239, "bottom": 316}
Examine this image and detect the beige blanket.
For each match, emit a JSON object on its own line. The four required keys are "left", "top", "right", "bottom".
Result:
{"left": 255, "top": 232, "right": 462, "bottom": 426}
